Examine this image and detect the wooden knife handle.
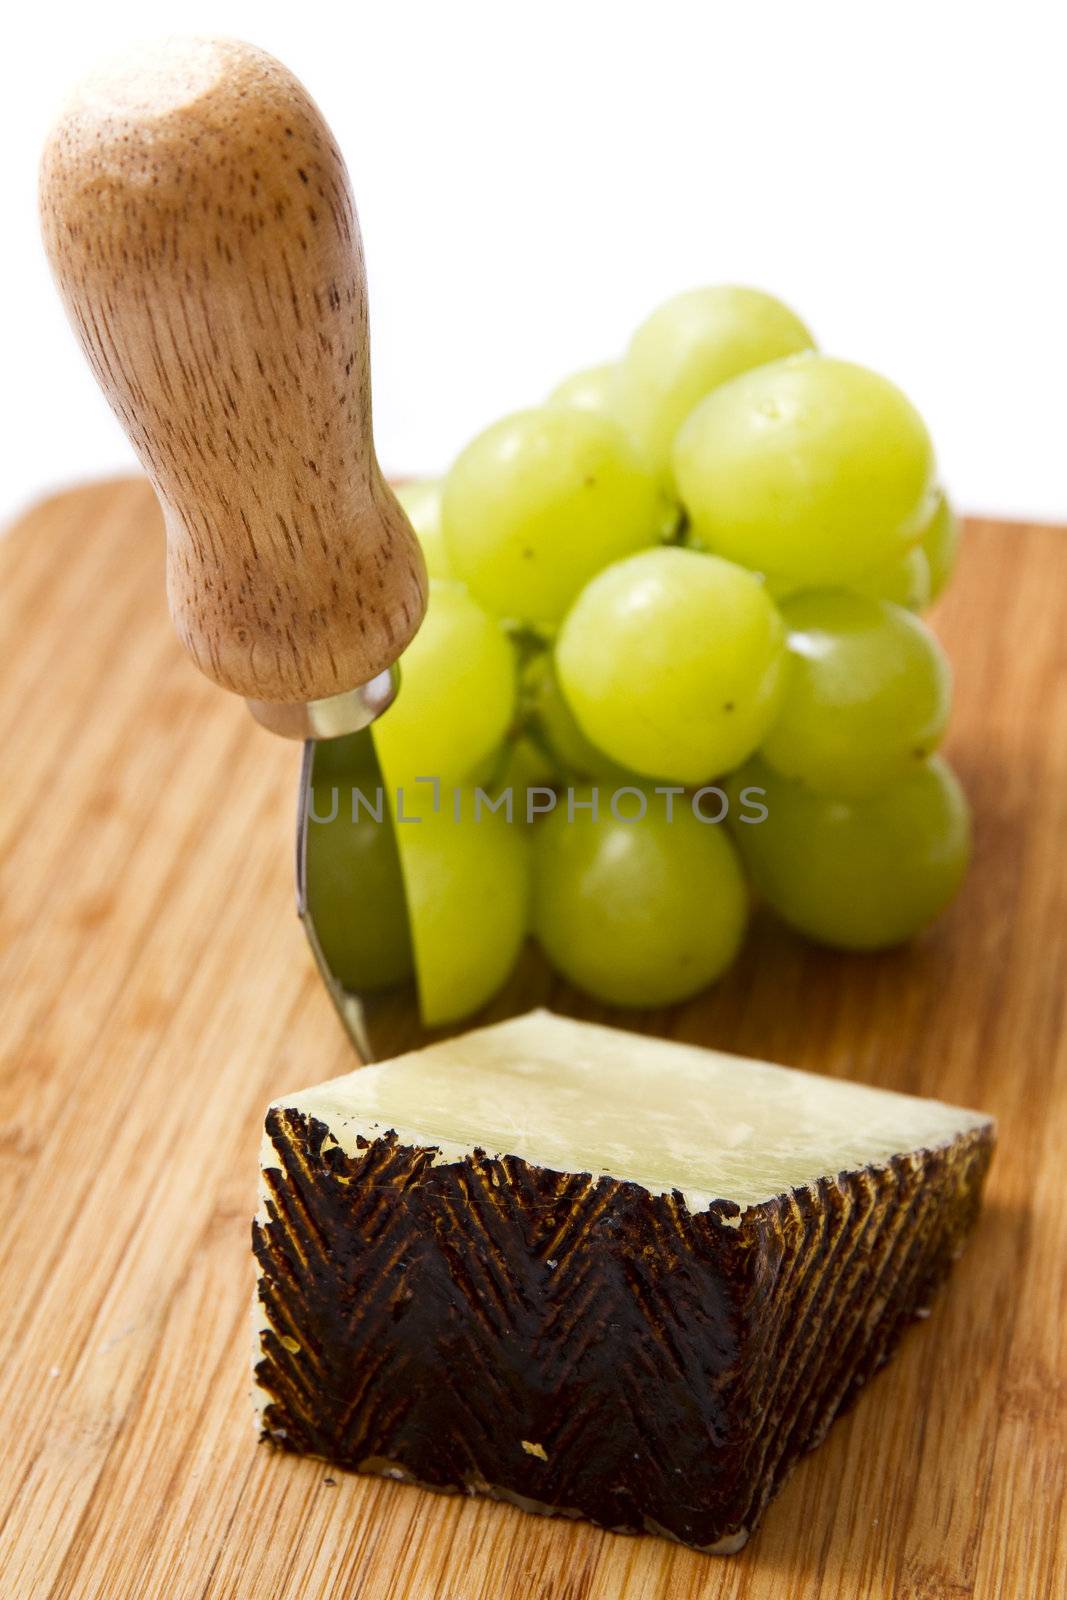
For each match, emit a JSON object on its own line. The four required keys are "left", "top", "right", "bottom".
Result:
{"left": 39, "top": 37, "right": 427, "bottom": 734}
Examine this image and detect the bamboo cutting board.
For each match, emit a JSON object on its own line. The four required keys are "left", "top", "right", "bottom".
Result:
{"left": 0, "top": 479, "right": 1063, "bottom": 1600}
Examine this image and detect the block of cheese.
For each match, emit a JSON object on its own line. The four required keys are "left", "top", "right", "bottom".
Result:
{"left": 253, "top": 1010, "right": 993, "bottom": 1553}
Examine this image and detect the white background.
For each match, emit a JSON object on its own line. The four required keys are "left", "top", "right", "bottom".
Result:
{"left": 3, "top": 0, "right": 1065, "bottom": 531}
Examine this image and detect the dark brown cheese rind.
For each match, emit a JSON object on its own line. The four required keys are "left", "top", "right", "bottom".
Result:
{"left": 253, "top": 1108, "right": 993, "bottom": 1553}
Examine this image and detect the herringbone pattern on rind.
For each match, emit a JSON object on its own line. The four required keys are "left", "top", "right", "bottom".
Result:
{"left": 253, "top": 1109, "right": 993, "bottom": 1552}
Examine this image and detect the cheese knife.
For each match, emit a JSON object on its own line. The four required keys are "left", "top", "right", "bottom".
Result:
{"left": 40, "top": 35, "right": 429, "bottom": 1057}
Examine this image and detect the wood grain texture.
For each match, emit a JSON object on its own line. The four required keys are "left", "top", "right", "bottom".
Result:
{"left": 39, "top": 39, "right": 427, "bottom": 705}
{"left": 0, "top": 479, "right": 1064, "bottom": 1600}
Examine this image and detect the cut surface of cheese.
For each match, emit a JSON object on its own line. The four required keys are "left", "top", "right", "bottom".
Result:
{"left": 254, "top": 1009, "right": 994, "bottom": 1554}
{"left": 271, "top": 1008, "right": 991, "bottom": 1212}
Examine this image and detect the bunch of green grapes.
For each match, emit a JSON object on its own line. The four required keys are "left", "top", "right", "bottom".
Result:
{"left": 309, "top": 286, "right": 968, "bottom": 1025}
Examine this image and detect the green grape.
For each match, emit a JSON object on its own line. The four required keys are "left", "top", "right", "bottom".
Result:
{"left": 547, "top": 361, "right": 620, "bottom": 418}
{"left": 770, "top": 536, "right": 932, "bottom": 613}
{"left": 760, "top": 592, "right": 952, "bottom": 798}
{"left": 850, "top": 544, "right": 932, "bottom": 610}
{"left": 920, "top": 489, "right": 961, "bottom": 602}
{"left": 615, "top": 286, "right": 815, "bottom": 488}
{"left": 389, "top": 783, "right": 530, "bottom": 1026}
{"left": 441, "top": 406, "right": 666, "bottom": 625}
{"left": 556, "top": 547, "right": 786, "bottom": 784}
{"left": 523, "top": 650, "right": 632, "bottom": 782}
{"left": 758, "top": 569, "right": 801, "bottom": 603}
{"left": 372, "top": 579, "right": 516, "bottom": 785}
{"left": 305, "top": 764, "right": 414, "bottom": 994}
{"left": 726, "top": 756, "right": 970, "bottom": 950}
{"left": 394, "top": 479, "right": 452, "bottom": 579}
{"left": 674, "top": 355, "right": 936, "bottom": 587}
{"left": 531, "top": 786, "right": 749, "bottom": 1007}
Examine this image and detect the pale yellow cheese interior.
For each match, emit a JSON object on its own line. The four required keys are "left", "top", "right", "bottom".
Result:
{"left": 272, "top": 1010, "right": 991, "bottom": 1215}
